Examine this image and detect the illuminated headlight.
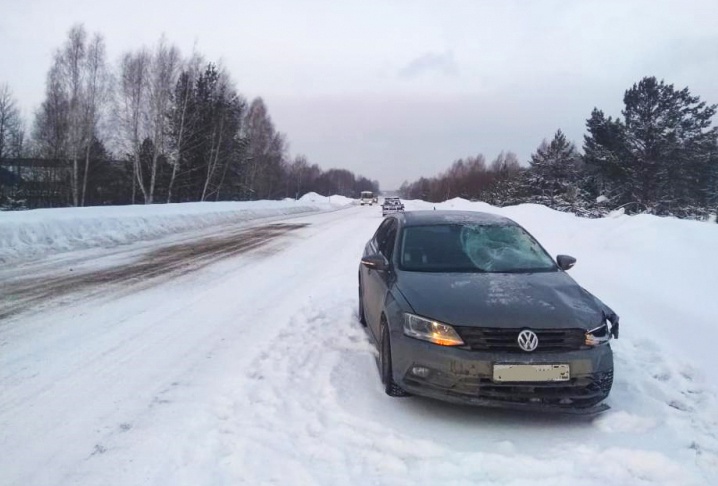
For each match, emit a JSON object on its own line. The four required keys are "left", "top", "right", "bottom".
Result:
{"left": 585, "top": 322, "right": 612, "bottom": 346}
{"left": 403, "top": 313, "right": 464, "bottom": 346}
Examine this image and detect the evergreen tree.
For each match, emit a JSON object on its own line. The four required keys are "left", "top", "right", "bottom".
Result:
{"left": 526, "top": 129, "right": 582, "bottom": 207}
{"left": 583, "top": 109, "right": 632, "bottom": 204}
{"left": 584, "top": 77, "right": 718, "bottom": 215}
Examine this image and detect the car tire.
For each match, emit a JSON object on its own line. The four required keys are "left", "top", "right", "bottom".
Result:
{"left": 380, "top": 319, "right": 410, "bottom": 397}
{"left": 358, "top": 278, "right": 367, "bottom": 326}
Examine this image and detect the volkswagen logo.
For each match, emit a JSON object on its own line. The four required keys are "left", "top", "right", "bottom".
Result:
{"left": 517, "top": 330, "right": 539, "bottom": 352}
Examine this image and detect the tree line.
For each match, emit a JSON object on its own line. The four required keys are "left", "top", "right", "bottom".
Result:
{"left": 0, "top": 24, "right": 379, "bottom": 209}
{"left": 400, "top": 76, "right": 718, "bottom": 219}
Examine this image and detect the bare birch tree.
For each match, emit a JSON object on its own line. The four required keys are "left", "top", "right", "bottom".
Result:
{"left": 33, "top": 64, "right": 69, "bottom": 159}
{"left": 55, "top": 24, "right": 88, "bottom": 207}
{"left": 201, "top": 67, "right": 235, "bottom": 201}
{"left": 117, "top": 49, "right": 150, "bottom": 203}
{"left": 288, "top": 154, "right": 308, "bottom": 199}
{"left": 167, "top": 53, "right": 202, "bottom": 203}
{"left": 145, "top": 37, "right": 180, "bottom": 204}
{"left": 32, "top": 62, "right": 71, "bottom": 205}
{"left": 80, "top": 33, "right": 109, "bottom": 206}
{"left": 242, "top": 98, "right": 272, "bottom": 198}
{"left": 241, "top": 97, "right": 285, "bottom": 199}
{"left": 0, "top": 83, "right": 23, "bottom": 161}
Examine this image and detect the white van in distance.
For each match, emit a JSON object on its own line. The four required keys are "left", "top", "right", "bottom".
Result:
{"left": 360, "top": 191, "right": 375, "bottom": 205}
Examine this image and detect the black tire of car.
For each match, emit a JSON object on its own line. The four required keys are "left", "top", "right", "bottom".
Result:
{"left": 380, "top": 319, "right": 410, "bottom": 397}
{"left": 358, "top": 279, "right": 367, "bottom": 326}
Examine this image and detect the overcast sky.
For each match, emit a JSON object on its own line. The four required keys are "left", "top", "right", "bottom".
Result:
{"left": 2, "top": 0, "right": 717, "bottom": 189}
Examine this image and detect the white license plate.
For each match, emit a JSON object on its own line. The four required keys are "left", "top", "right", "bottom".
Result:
{"left": 493, "top": 364, "right": 570, "bottom": 382}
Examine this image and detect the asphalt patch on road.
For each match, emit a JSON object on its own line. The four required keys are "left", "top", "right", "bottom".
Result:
{"left": 0, "top": 223, "right": 308, "bottom": 321}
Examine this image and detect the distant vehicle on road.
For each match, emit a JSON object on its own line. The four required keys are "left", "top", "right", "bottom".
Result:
{"left": 360, "top": 191, "right": 375, "bottom": 206}
{"left": 381, "top": 197, "right": 404, "bottom": 216}
{"left": 358, "top": 210, "right": 619, "bottom": 414}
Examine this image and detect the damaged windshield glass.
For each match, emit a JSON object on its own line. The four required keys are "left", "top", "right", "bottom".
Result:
{"left": 400, "top": 223, "right": 556, "bottom": 273}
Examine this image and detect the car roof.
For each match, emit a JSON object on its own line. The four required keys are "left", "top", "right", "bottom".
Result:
{"left": 398, "top": 210, "right": 516, "bottom": 227}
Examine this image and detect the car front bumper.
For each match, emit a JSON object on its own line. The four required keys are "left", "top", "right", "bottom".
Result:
{"left": 391, "top": 330, "right": 614, "bottom": 412}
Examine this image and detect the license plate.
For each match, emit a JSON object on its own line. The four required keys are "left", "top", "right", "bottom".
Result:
{"left": 493, "top": 364, "right": 570, "bottom": 382}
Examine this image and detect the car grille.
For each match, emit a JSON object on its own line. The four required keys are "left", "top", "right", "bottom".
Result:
{"left": 472, "top": 370, "right": 613, "bottom": 407}
{"left": 454, "top": 327, "right": 586, "bottom": 353}
{"left": 405, "top": 370, "right": 614, "bottom": 408}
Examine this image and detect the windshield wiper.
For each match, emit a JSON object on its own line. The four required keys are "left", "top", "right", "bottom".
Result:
{"left": 401, "top": 266, "right": 487, "bottom": 273}
{"left": 493, "top": 267, "right": 556, "bottom": 274}
{"left": 425, "top": 267, "right": 487, "bottom": 273}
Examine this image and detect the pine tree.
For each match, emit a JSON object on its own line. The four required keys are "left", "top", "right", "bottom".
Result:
{"left": 526, "top": 129, "right": 582, "bottom": 208}
{"left": 583, "top": 109, "right": 633, "bottom": 205}
{"left": 624, "top": 77, "right": 717, "bottom": 213}
{"left": 583, "top": 77, "right": 718, "bottom": 215}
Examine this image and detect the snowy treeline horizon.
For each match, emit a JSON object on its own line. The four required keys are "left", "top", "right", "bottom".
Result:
{"left": 2, "top": 22, "right": 716, "bottom": 221}
{"left": 0, "top": 24, "right": 379, "bottom": 210}
{"left": 400, "top": 77, "right": 718, "bottom": 219}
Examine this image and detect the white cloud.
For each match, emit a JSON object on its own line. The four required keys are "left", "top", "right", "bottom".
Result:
{"left": 398, "top": 51, "right": 458, "bottom": 79}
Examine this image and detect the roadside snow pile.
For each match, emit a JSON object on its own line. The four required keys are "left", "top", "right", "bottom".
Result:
{"left": 299, "top": 192, "right": 356, "bottom": 205}
{"left": 0, "top": 198, "right": 348, "bottom": 263}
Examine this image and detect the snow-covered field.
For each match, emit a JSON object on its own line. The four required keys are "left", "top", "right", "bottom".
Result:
{"left": 1, "top": 196, "right": 717, "bottom": 485}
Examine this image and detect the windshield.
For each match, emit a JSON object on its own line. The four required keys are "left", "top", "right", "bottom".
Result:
{"left": 361, "top": 192, "right": 373, "bottom": 198}
{"left": 400, "top": 223, "right": 556, "bottom": 273}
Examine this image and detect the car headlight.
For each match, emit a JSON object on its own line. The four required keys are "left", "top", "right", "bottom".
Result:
{"left": 403, "top": 313, "right": 464, "bottom": 346}
{"left": 585, "top": 322, "right": 612, "bottom": 346}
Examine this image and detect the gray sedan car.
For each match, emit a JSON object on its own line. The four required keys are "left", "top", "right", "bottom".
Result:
{"left": 358, "top": 210, "right": 619, "bottom": 413}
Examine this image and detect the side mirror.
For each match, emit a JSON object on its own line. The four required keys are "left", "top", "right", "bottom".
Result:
{"left": 361, "top": 254, "right": 388, "bottom": 271}
{"left": 556, "top": 254, "right": 576, "bottom": 271}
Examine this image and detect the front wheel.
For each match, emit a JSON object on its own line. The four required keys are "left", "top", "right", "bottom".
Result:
{"left": 358, "top": 279, "right": 367, "bottom": 326}
{"left": 380, "top": 321, "right": 410, "bottom": 397}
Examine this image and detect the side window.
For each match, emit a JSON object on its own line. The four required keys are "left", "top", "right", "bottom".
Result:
{"left": 377, "top": 219, "right": 398, "bottom": 259}
{"left": 384, "top": 225, "right": 398, "bottom": 260}
{"left": 372, "top": 219, "right": 393, "bottom": 252}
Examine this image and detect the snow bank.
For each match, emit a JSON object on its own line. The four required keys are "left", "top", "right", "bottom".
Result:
{"left": 299, "top": 192, "right": 356, "bottom": 206}
{"left": 0, "top": 198, "right": 350, "bottom": 264}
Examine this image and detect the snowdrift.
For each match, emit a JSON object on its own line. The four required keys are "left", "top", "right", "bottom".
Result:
{"left": 0, "top": 198, "right": 349, "bottom": 263}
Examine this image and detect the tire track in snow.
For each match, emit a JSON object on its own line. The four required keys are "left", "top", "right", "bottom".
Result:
{"left": 607, "top": 339, "right": 718, "bottom": 477}
{"left": 0, "top": 223, "right": 307, "bottom": 321}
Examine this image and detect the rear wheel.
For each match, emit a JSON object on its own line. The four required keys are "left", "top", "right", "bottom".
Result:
{"left": 380, "top": 319, "right": 410, "bottom": 397}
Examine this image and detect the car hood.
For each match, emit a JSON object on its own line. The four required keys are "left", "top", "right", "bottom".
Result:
{"left": 395, "top": 270, "right": 611, "bottom": 330}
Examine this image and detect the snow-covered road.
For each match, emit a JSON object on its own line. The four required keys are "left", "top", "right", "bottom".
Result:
{"left": 1, "top": 201, "right": 717, "bottom": 485}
